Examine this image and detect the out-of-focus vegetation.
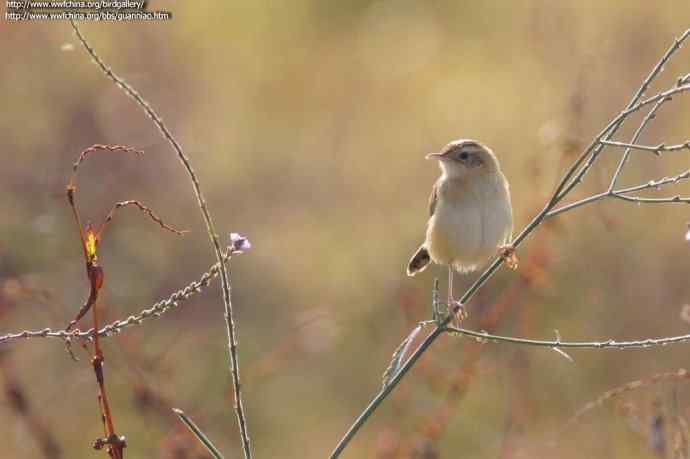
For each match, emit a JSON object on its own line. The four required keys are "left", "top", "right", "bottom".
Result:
{"left": 2, "top": 1, "right": 690, "bottom": 458}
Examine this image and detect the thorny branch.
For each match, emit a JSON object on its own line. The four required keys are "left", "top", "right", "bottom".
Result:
{"left": 328, "top": 28, "right": 690, "bottom": 458}
{"left": 71, "top": 144, "right": 143, "bottom": 172}
{"left": 0, "top": 250, "right": 234, "bottom": 345}
{"left": 99, "top": 200, "right": 189, "bottom": 239}
{"left": 443, "top": 326, "right": 690, "bottom": 350}
{"left": 600, "top": 139, "right": 690, "bottom": 154}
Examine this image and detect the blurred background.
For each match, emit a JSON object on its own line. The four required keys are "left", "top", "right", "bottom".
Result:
{"left": 2, "top": 1, "right": 690, "bottom": 458}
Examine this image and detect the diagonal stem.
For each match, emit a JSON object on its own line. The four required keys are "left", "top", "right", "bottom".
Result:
{"left": 608, "top": 97, "right": 668, "bottom": 191}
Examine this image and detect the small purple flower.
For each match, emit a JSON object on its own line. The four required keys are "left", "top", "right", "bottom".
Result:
{"left": 229, "top": 232, "right": 252, "bottom": 253}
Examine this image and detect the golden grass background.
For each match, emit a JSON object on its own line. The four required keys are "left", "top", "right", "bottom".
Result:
{"left": 2, "top": 1, "right": 690, "bottom": 457}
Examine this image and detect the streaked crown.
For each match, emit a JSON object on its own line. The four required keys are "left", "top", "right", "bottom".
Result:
{"left": 427, "top": 139, "right": 501, "bottom": 173}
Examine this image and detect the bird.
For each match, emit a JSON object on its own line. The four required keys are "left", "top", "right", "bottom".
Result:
{"left": 407, "top": 139, "right": 514, "bottom": 319}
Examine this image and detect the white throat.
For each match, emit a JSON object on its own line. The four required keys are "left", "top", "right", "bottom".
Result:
{"left": 440, "top": 162, "right": 467, "bottom": 180}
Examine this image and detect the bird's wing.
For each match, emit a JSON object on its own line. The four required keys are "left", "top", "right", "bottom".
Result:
{"left": 428, "top": 180, "right": 440, "bottom": 216}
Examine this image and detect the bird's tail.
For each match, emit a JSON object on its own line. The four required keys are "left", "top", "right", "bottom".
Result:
{"left": 407, "top": 245, "right": 431, "bottom": 276}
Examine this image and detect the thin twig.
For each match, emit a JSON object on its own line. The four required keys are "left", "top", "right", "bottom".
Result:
{"left": 173, "top": 408, "right": 225, "bottom": 459}
{"left": 613, "top": 193, "right": 690, "bottom": 204}
{"left": 98, "top": 200, "right": 188, "bottom": 239}
{"left": 69, "top": 21, "right": 252, "bottom": 458}
{"left": 328, "top": 327, "right": 446, "bottom": 459}
{"left": 444, "top": 326, "right": 690, "bottom": 349}
{"left": 0, "top": 251, "right": 233, "bottom": 345}
{"left": 547, "top": 168, "right": 690, "bottom": 217}
{"left": 71, "top": 144, "right": 143, "bottom": 174}
{"left": 551, "top": 82, "right": 690, "bottom": 204}
{"left": 608, "top": 96, "right": 669, "bottom": 191}
{"left": 620, "top": 169, "right": 690, "bottom": 193}
{"left": 551, "top": 29, "right": 690, "bottom": 203}
{"left": 559, "top": 28, "right": 690, "bottom": 200}
{"left": 600, "top": 139, "right": 690, "bottom": 154}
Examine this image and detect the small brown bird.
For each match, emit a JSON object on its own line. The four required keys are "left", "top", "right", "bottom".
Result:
{"left": 407, "top": 139, "right": 514, "bottom": 313}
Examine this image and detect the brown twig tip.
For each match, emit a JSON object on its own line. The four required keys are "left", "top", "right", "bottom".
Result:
{"left": 99, "top": 200, "right": 188, "bottom": 237}
{"left": 72, "top": 144, "right": 144, "bottom": 173}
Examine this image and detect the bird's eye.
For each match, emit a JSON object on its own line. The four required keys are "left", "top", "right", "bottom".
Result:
{"left": 459, "top": 152, "right": 469, "bottom": 160}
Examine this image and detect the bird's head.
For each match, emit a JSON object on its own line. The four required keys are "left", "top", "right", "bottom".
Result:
{"left": 426, "top": 139, "right": 500, "bottom": 179}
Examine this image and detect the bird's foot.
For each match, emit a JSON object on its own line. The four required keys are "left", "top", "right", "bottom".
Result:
{"left": 448, "top": 299, "right": 467, "bottom": 328}
{"left": 498, "top": 244, "right": 519, "bottom": 270}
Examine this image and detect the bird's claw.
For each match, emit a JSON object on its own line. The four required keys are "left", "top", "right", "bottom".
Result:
{"left": 498, "top": 244, "right": 518, "bottom": 270}
{"left": 448, "top": 299, "right": 467, "bottom": 328}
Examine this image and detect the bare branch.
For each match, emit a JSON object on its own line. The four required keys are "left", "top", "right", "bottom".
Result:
{"left": 552, "top": 28, "right": 690, "bottom": 202}
{"left": 444, "top": 327, "right": 690, "bottom": 349}
{"left": 600, "top": 139, "right": 690, "bottom": 154}
{"left": 613, "top": 193, "right": 690, "bottom": 204}
{"left": 98, "top": 200, "right": 188, "bottom": 239}
{"left": 547, "top": 169, "right": 690, "bottom": 217}
{"left": 0, "top": 251, "right": 233, "bottom": 345}
{"left": 71, "top": 144, "right": 143, "bottom": 175}
{"left": 619, "top": 169, "right": 690, "bottom": 194}
{"left": 608, "top": 97, "right": 669, "bottom": 191}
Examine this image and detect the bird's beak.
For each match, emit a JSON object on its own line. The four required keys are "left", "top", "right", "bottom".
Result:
{"left": 425, "top": 152, "right": 444, "bottom": 160}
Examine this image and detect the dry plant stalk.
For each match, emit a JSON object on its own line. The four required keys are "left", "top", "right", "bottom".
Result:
{"left": 0, "top": 250, "right": 233, "bottom": 344}
{"left": 328, "top": 28, "right": 690, "bottom": 458}
{"left": 67, "top": 20, "right": 253, "bottom": 459}
{"left": 64, "top": 144, "right": 185, "bottom": 458}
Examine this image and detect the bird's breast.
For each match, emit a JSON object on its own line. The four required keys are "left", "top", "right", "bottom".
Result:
{"left": 425, "top": 175, "right": 512, "bottom": 272}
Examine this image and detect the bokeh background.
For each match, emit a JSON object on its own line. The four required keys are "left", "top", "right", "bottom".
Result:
{"left": 2, "top": 1, "right": 690, "bottom": 458}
